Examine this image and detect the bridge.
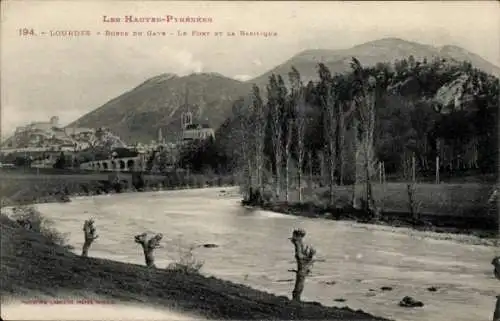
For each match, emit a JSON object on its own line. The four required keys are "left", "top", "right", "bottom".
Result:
{"left": 79, "top": 156, "right": 145, "bottom": 172}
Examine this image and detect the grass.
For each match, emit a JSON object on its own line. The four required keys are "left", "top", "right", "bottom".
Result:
{"left": 0, "top": 212, "right": 389, "bottom": 320}
{"left": 304, "top": 182, "right": 496, "bottom": 217}
{"left": 248, "top": 180, "right": 498, "bottom": 237}
{"left": 166, "top": 237, "right": 205, "bottom": 274}
{"left": 9, "top": 206, "right": 73, "bottom": 250}
{"left": 0, "top": 168, "right": 238, "bottom": 206}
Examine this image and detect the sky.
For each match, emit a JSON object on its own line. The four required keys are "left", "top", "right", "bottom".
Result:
{"left": 1, "top": 0, "right": 499, "bottom": 138}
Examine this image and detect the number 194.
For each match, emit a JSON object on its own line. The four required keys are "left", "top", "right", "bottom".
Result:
{"left": 19, "top": 28, "right": 35, "bottom": 36}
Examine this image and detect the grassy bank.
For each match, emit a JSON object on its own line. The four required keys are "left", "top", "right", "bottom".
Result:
{"left": 243, "top": 182, "right": 498, "bottom": 237}
{"left": 0, "top": 213, "right": 389, "bottom": 320}
{"left": 0, "top": 169, "right": 238, "bottom": 206}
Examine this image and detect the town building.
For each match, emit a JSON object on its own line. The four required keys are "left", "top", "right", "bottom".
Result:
{"left": 180, "top": 111, "right": 215, "bottom": 144}
{"left": 14, "top": 116, "right": 60, "bottom": 134}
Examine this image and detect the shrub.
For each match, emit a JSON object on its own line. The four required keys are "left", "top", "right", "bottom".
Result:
{"left": 10, "top": 206, "right": 73, "bottom": 250}
{"left": 131, "top": 172, "right": 145, "bottom": 190}
{"left": 166, "top": 238, "right": 204, "bottom": 274}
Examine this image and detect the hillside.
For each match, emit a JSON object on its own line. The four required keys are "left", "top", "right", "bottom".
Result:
{"left": 1, "top": 126, "right": 126, "bottom": 153}
{"left": 68, "top": 73, "right": 253, "bottom": 143}
{"left": 191, "top": 48, "right": 499, "bottom": 181}
{"left": 249, "top": 38, "right": 500, "bottom": 87}
{"left": 0, "top": 213, "right": 388, "bottom": 321}
{"left": 66, "top": 38, "right": 499, "bottom": 146}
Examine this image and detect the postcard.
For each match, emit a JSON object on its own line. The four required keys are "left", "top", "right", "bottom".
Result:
{"left": 1, "top": 1, "right": 499, "bottom": 321}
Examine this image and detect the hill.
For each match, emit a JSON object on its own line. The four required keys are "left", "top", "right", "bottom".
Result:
{"left": 249, "top": 38, "right": 500, "bottom": 87}
{"left": 68, "top": 73, "right": 253, "bottom": 143}
{"left": 0, "top": 213, "right": 388, "bottom": 321}
{"left": 1, "top": 125, "right": 126, "bottom": 154}
{"left": 67, "top": 38, "right": 499, "bottom": 145}
{"left": 191, "top": 49, "right": 499, "bottom": 181}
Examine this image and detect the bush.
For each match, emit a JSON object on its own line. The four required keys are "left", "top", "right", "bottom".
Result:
{"left": 166, "top": 238, "right": 204, "bottom": 274}
{"left": 131, "top": 172, "right": 145, "bottom": 190}
{"left": 10, "top": 206, "right": 73, "bottom": 250}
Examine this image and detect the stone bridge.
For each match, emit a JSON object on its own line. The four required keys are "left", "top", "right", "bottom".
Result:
{"left": 79, "top": 156, "right": 145, "bottom": 172}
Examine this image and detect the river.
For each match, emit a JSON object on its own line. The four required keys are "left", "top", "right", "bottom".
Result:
{"left": 18, "top": 187, "right": 500, "bottom": 321}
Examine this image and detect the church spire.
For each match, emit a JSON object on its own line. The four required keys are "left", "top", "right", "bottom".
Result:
{"left": 157, "top": 127, "right": 163, "bottom": 144}
{"left": 181, "top": 84, "right": 193, "bottom": 130}
{"left": 185, "top": 85, "right": 189, "bottom": 113}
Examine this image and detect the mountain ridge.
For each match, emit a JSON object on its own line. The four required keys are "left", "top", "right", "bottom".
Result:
{"left": 248, "top": 38, "right": 500, "bottom": 86}
{"left": 66, "top": 37, "right": 499, "bottom": 143}
{"left": 68, "top": 72, "right": 253, "bottom": 143}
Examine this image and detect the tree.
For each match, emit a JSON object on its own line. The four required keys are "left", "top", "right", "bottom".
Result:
{"left": 284, "top": 118, "right": 293, "bottom": 202}
{"left": 494, "top": 296, "right": 500, "bottom": 321}
{"left": 250, "top": 84, "right": 267, "bottom": 194}
{"left": 267, "top": 74, "right": 285, "bottom": 199}
{"left": 134, "top": 232, "right": 163, "bottom": 268}
{"left": 350, "top": 57, "right": 379, "bottom": 216}
{"left": 317, "top": 64, "right": 339, "bottom": 205}
{"left": 333, "top": 75, "right": 358, "bottom": 185}
{"left": 234, "top": 97, "right": 256, "bottom": 199}
{"left": 53, "top": 152, "right": 67, "bottom": 169}
{"left": 81, "top": 219, "right": 98, "bottom": 257}
{"left": 289, "top": 67, "right": 307, "bottom": 202}
{"left": 289, "top": 229, "right": 316, "bottom": 302}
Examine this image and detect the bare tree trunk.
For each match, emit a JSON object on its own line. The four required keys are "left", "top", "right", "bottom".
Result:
{"left": 319, "top": 151, "right": 326, "bottom": 187}
{"left": 296, "top": 112, "right": 306, "bottom": 203}
{"left": 407, "top": 183, "right": 420, "bottom": 223}
{"left": 352, "top": 119, "right": 363, "bottom": 209}
{"left": 329, "top": 141, "right": 335, "bottom": 206}
{"left": 436, "top": 156, "right": 440, "bottom": 184}
{"left": 237, "top": 98, "right": 257, "bottom": 200}
{"left": 353, "top": 78, "right": 378, "bottom": 216}
{"left": 289, "top": 68, "right": 307, "bottom": 203}
{"left": 270, "top": 110, "right": 283, "bottom": 200}
{"left": 275, "top": 146, "right": 282, "bottom": 200}
{"left": 134, "top": 233, "right": 163, "bottom": 267}
{"left": 308, "top": 151, "right": 313, "bottom": 197}
{"left": 81, "top": 219, "right": 98, "bottom": 257}
{"left": 494, "top": 296, "right": 500, "bottom": 321}
{"left": 297, "top": 151, "right": 304, "bottom": 202}
{"left": 285, "top": 119, "right": 293, "bottom": 202}
{"left": 322, "top": 92, "right": 337, "bottom": 206}
{"left": 239, "top": 142, "right": 251, "bottom": 199}
{"left": 492, "top": 256, "right": 500, "bottom": 280}
{"left": 289, "top": 229, "right": 316, "bottom": 302}
{"left": 252, "top": 85, "right": 267, "bottom": 194}
{"left": 336, "top": 107, "right": 345, "bottom": 185}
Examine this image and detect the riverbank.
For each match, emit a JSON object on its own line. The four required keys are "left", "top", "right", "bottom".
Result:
{"left": 0, "top": 169, "right": 238, "bottom": 207}
{"left": 242, "top": 182, "right": 498, "bottom": 239}
{"left": 0, "top": 213, "right": 389, "bottom": 320}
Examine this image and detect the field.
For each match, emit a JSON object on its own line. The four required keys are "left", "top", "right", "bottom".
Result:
{"left": 291, "top": 182, "right": 496, "bottom": 217}
{"left": 247, "top": 176, "right": 498, "bottom": 236}
{"left": 1, "top": 168, "right": 498, "bottom": 234}
{"left": 0, "top": 168, "right": 238, "bottom": 206}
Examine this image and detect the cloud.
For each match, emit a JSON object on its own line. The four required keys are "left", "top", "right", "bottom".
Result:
{"left": 252, "top": 59, "right": 263, "bottom": 66}
{"left": 172, "top": 50, "right": 204, "bottom": 75}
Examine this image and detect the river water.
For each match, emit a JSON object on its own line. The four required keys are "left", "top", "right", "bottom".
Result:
{"left": 19, "top": 187, "right": 500, "bottom": 321}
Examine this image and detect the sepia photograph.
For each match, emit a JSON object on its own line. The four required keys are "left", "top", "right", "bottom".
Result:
{"left": 1, "top": 1, "right": 499, "bottom": 320}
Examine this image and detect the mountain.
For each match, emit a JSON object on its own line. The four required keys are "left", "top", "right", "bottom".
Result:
{"left": 249, "top": 38, "right": 500, "bottom": 86}
{"left": 199, "top": 51, "right": 499, "bottom": 179}
{"left": 438, "top": 45, "right": 500, "bottom": 76}
{"left": 68, "top": 73, "right": 253, "bottom": 143}
{"left": 69, "top": 38, "right": 499, "bottom": 145}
